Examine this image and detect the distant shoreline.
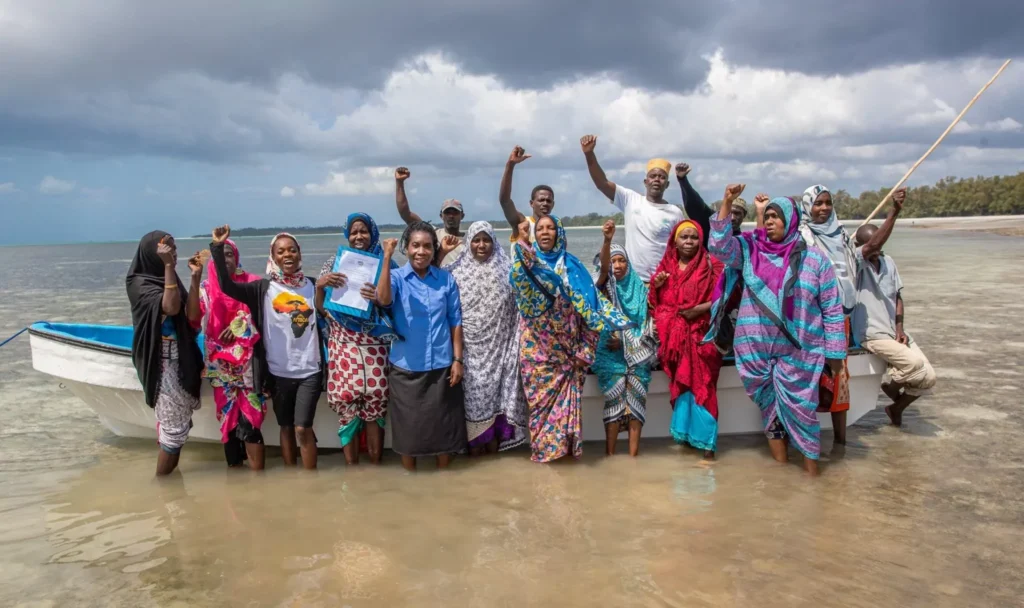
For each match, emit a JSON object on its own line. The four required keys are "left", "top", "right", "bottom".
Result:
{"left": 5, "top": 214, "right": 1023, "bottom": 248}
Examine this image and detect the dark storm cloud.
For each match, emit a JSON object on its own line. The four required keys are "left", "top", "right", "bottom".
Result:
{"left": 714, "top": 0, "right": 1024, "bottom": 77}
{"left": 3, "top": 0, "right": 1019, "bottom": 96}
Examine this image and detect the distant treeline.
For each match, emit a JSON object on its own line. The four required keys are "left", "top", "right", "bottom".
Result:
{"left": 194, "top": 212, "right": 627, "bottom": 237}
{"left": 198, "top": 172, "right": 1024, "bottom": 237}
{"left": 723, "top": 172, "right": 1024, "bottom": 220}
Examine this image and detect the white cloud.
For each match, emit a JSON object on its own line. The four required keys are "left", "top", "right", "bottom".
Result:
{"left": 280, "top": 186, "right": 295, "bottom": 197}
{"left": 38, "top": 175, "right": 75, "bottom": 195}
{"left": 0, "top": 182, "right": 16, "bottom": 193}
{"left": 303, "top": 167, "right": 393, "bottom": 196}
{"left": 144, "top": 186, "right": 160, "bottom": 196}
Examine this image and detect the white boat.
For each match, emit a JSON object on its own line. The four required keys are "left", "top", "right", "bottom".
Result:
{"left": 28, "top": 322, "right": 886, "bottom": 449}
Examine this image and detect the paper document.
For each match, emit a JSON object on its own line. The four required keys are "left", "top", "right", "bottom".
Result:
{"left": 328, "top": 248, "right": 382, "bottom": 314}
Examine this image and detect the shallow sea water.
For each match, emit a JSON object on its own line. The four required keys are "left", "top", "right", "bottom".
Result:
{"left": 1, "top": 227, "right": 1023, "bottom": 607}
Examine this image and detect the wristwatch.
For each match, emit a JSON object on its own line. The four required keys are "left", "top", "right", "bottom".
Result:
{"left": 453, "top": 357, "right": 464, "bottom": 364}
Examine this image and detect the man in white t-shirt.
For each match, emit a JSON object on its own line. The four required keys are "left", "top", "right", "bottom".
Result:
{"left": 581, "top": 135, "right": 683, "bottom": 282}
{"left": 498, "top": 145, "right": 555, "bottom": 255}
{"left": 395, "top": 166, "right": 465, "bottom": 266}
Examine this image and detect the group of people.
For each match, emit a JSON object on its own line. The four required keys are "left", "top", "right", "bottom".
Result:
{"left": 126, "top": 136, "right": 936, "bottom": 477}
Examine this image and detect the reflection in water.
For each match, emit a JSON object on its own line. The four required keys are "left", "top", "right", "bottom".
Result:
{"left": 1, "top": 228, "right": 1024, "bottom": 606}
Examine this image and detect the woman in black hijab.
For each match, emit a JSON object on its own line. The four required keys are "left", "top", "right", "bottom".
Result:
{"left": 126, "top": 230, "right": 203, "bottom": 476}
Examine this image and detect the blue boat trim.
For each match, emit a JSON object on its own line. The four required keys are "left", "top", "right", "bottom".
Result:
{"left": 29, "top": 322, "right": 134, "bottom": 356}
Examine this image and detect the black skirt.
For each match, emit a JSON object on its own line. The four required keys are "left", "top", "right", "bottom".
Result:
{"left": 389, "top": 365, "right": 467, "bottom": 457}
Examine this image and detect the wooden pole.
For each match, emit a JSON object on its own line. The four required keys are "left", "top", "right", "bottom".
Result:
{"left": 860, "top": 58, "right": 1012, "bottom": 226}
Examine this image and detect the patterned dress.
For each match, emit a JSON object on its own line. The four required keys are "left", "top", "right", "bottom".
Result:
{"left": 708, "top": 210, "right": 846, "bottom": 460}
{"left": 519, "top": 295, "right": 599, "bottom": 462}
{"left": 509, "top": 216, "right": 630, "bottom": 463}
{"left": 448, "top": 221, "right": 527, "bottom": 451}
{"left": 320, "top": 259, "right": 391, "bottom": 447}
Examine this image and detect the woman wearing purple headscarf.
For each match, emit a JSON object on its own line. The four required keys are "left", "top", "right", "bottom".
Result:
{"left": 705, "top": 185, "right": 846, "bottom": 476}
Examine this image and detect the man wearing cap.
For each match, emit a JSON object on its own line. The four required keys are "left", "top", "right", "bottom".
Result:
{"left": 394, "top": 166, "right": 466, "bottom": 266}
{"left": 498, "top": 145, "right": 555, "bottom": 255}
{"left": 580, "top": 134, "right": 684, "bottom": 283}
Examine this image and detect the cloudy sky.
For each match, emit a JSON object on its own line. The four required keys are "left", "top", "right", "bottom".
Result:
{"left": 1, "top": 1, "right": 1022, "bottom": 245}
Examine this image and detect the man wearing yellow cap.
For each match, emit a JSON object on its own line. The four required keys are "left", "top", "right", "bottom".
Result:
{"left": 581, "top": 134, "right": 684, "bottom": 283}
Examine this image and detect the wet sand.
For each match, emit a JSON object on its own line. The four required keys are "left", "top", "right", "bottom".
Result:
{"left": 1, "top": 227, "right": 1023, "bottom": 607}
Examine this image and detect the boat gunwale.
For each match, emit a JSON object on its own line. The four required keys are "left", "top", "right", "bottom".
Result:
{"left": 28, "top": 322, "right": 872, "bottom": 372}
{"left": 29, "top": 322, "right": 132, "bottom": 357}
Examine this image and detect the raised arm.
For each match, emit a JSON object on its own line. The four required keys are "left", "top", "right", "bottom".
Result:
{"left": 209, "top": 226, "right": 262, "bottom": 311}
{"left": 676, "top": 163, "right": 712, "bottom": 246}
{"left": 499, "top": 146, "right": 530, "bottom": 236}
{"left": 185, "top": 252, "right": 204, "bottom": 326}
{"left": 709, "top": 184, "right": 747, "bottom": 269}
{"left": 596, "top": 220, "right": 615, "bottom": 289}
{"left": 580, "top": 135, "right": 616, "bottom": 201}
{"left": 394, "top": 167, "right": 423, "bottom": 225}
{"left": 859, "top": 188, "right": 905, "bottom": 260}
{"left": 376, "top": 239, "right": 398, "bottom": 306}
{"left": 754, "top": 193, "right": 769, "bottom": 229}
{"left": 152, "top": 238, "right": 183, "bottom": 316}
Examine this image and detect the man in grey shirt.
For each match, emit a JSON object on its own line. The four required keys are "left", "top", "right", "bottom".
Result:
{"left": 852, "top": 189, "right": 936, "bottom": 427}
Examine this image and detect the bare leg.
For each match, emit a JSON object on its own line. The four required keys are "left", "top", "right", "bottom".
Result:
{"left": 342, "top": 441, "right": 360, "bottom": 465}
{"left": 803, "top": 456, "right": 820, "bottom": 477}
{"left": 831, "top": 411, "right": 847, "bottom": 445}
{"left": 245, "top": 442, "right": 265, "bottom": 471}
{"left": 881, "top": 381, "right": 903, "bottom": 404}
{"left": 627, "top": 420, "right": 642, "bottom": 457}
{"left": 280, "top": 426, "right": 297, "bottom": 466}
{"left": 156, "top": 449, "right": 180, "bottom": 476}
{"left": 484, "top": 437, "right": 499, "bottom": 455}
{"left": 604, "top": 422, "right": 618, "bottom": 456}
{"left": 887, "top": 389, "right": 920, "bottom": 427}
{"left": 767, "top": 438, "right": 788, "bottom": 463}
{"left": 401, "top": 455, "right": 416, "bottom": 472}
{"left": 295, "top": 427, "right": 318, "bottom": 470}
{"left": 366, "top": 423, "right": 384, "bottom": 465}
{"left": 436, "top": 454, "right": 452, "bottom": 469}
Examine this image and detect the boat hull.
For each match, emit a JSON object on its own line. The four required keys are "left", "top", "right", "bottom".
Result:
{"left": 29, "top": 322, "right": 886, "bottom": 450}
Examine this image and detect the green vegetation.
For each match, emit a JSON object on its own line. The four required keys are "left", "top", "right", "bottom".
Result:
{"left": 720, "top": 172, "right": 1024, "bottom": 219}
{"left": 198, "top": 172, "right": 1024, "bottom": 237}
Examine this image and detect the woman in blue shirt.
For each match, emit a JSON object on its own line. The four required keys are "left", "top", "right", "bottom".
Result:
{"left": 377, "top": 221, "right": 467, "bottom": 471}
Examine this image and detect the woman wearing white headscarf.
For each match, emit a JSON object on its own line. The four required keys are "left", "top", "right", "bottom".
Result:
{"left": 799, "top": 184, "right": 855, "bottom": 445}
{"left": 448, "top": 221, "right": 528, "bottom": 454}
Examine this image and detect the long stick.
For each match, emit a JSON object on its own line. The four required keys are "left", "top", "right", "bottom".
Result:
{"left": 860, "top": 58, "right": 1012, "bottom": 225}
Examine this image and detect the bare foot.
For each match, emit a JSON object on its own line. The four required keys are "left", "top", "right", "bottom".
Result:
{"left": 702, "top": 450, "right": 715, "bottom": 461}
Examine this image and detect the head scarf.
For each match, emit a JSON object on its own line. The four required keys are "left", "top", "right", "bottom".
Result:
{"left": 125, "top": 230, "right": 203, "bottom": 407}
{"left": 450, "top": 221, "right": 512, "bottom": 282}
{"left": 739, "top": 197, "right": 806, "bottom": 324}
{"left": 800, "top": 184, "right": 857, "bottom": 310}
{"left": 646, "top": 158, "right": 672, "bottom": 175}
{"left": 510, "top": 215, "right": 632, "bottom": 332}
{"left": 591, "top": 244, "right": 657, "bottom": 367}
{"left": 344, "top": 212, "right": 383, "bottom": 256}
{"left": 649, "top": 220, "right": 722, "bottom": 373}
{"left": 203, "top": 239, "right": 261, "bottom": 363}
{"left": 266, "top": 232, "right": 305, "bottom": 288}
